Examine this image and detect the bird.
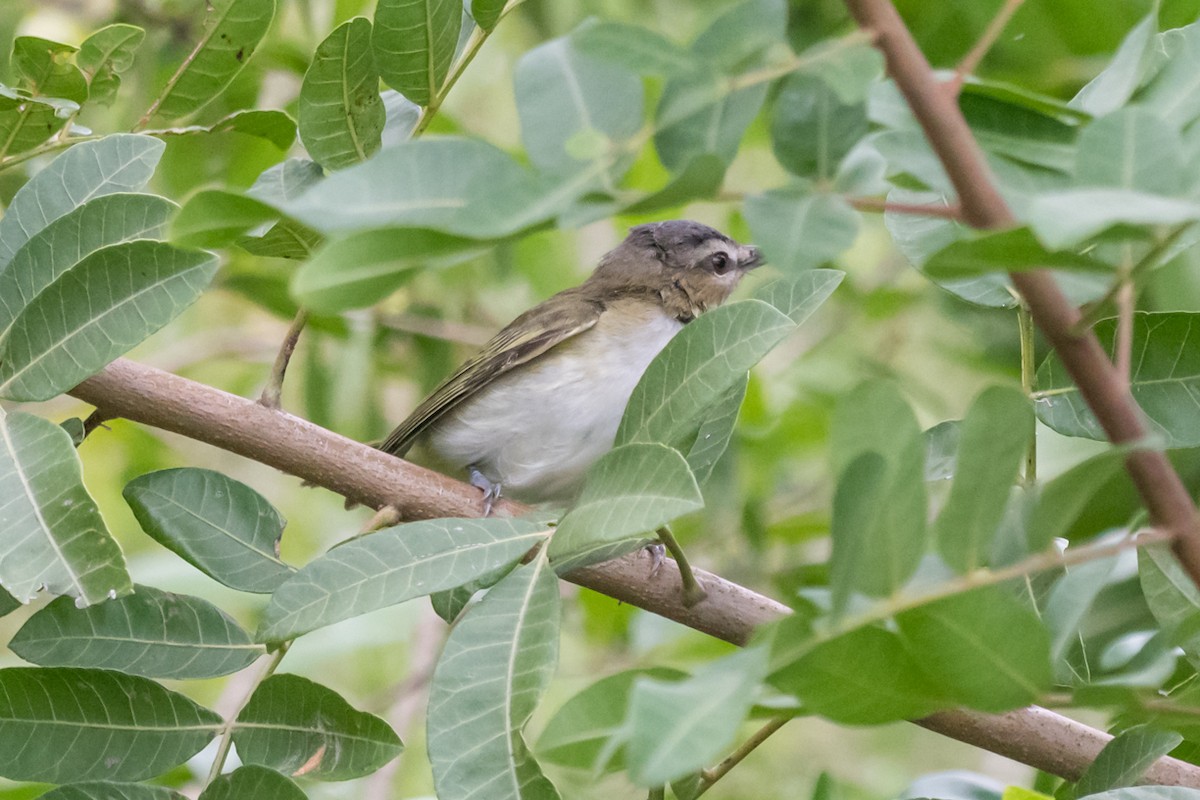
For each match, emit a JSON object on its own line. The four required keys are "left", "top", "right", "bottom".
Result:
{"left": 379, "top": 220, "right": 763, "bottom": 515}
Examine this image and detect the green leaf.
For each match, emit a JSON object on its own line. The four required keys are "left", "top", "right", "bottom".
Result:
{"left": 278, "top": 137, "right": 552, "bottom": 238}
{"left": 170, "top": 189, "right": 278, "bottom": 248}
{"left": 770, "top": 624, "right": 950, "bottom": 724}
{"left": 771, "top": 73, "right": 868, "bottom": 179}
{"left": 198, "top": 766, "right": 305, "bottom": 800}
{"left": 427, "top": 558, "right": 562, "bottom": 800}
{"left": 536, "top": 668, "right": 686, "bottom": 773}
{"left": 0, "top": 410, "right": 131, "bottom": 606}
{"left": 10, "top": 585, "right": 263, "bottom": 679}
{"left": 626, "top": 647, "right": 768, "bottom": 787}
{"left": 233, "top": 673, "right": 402, "bottom": 780}
{"left": 1027, "top": 449, "right": 1127, "bottom": 550}
{"left": 238, "top": 221, "right": 323, "bottom": 260}
{"left": 0, "top": 240, "right": 219, "bottom": 401}
{"left": 569, "top": 22, "right": 701, "bottom": 77}
{"left": 828, "top": 381, "right": 926, "bottom": 609}
{"left": 0, "top": 193, "right": 176, "bottom": 341}
{"left": 923, "top": 227, "right": 1111, "bottom": 279}
{"left": 299, "top": 18, "right": 384, "bottom": 171}
{"left": 934, "top": 386, "right": 1033, "bottom": 573}
{"left": 12, "top": 37, "right": 87, "bottom": 103}
{"left": 0, "top": 89, "right": 70, "bottom": 160}
{"left": 1075, "top": 726, "right": 1183, "bottom": 795}
{"left": 0, "top": 667, "right": 220, "bottom": 782}
{"left": 1028, "top": 189, "right": 1200, "bottom": 250}
{"left": 1075, "top": 108, "right": 1185, "bottom": 196}
{"left": 617, "top": 300, "right": 795, "bottom": 448}
{"left": 149, "top": 0, "right": 277, "bottom": 121}
{"left": 896, "top": 586, "right": 1051, "bottom": 712}
{"left": 620, "top": 154, "right": 727, "bottom": 216}
{"left": 515, "top": 36, "right": 642, "bottom": 183}
{"left": 146, "top": 109, "right": 297, "bottom": 150}
{"left": 1140, "top": 543, "right": 1200, "bottom": 664}
{"left": 257, "top": 516, "right": 549, "bottom": 641}
{"left": 0, "top": 586, "right": 19, "bottom": 617}
{"left": 549, "top": 443, "right": 703, "bottom": 571}
{"left": 1135, "top": 21, "right": 1200, "bottom": 131}
{"left": 690, "top": 0, "right": 785, "bottom": 73}
{"left": 470, "top": 0, "right": 505, "bottom": 31}
{"left": 1036, "top": 312, "right": 1200, "bottom": 446}
{"left": 123, "top": 468, "right": 294, "bottom": 594}
{"left": 1043, "top": 557, "right": 1117, "bottom": 679}
{"left": 0, "top": 134, "right": 164, "bottom": 270}
{"left": 77, "top": 24, "right": 145, "bottom": 106}
{"left": 743, "top": 186, "right": 859, "bottom": 272}
{"left": 684, "top": 374, "right": 747, "bottom": 486}
{"left": 36, "top": 782, "right": 186, "bottom": 800}
{"left": 292, "top": 228, "right": 486, "bottom": 313}
{"left": 247, "top": 158, "right": 325, "bottom": 203}
{"left": 753, "top": 269, "right": 846, "bottom": 324}
{"left": 1070, "top": 7, "right": 1158, "bottom": 116}
{"left": 655, "top": 68, "right": 767, "bottom": 171}
{"left": 372, "top": 0, "right": 461, "bottom": 106}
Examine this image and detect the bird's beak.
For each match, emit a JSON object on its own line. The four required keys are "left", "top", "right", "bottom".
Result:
{"left": 739, "top": 244, "right": 764, "bottom": 271}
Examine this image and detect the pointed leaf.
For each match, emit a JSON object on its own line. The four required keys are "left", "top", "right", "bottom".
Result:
{"left": 1070, "top": 8, "right": 1158, "bottom": 116}
{"left": 1037, "top": 312, "right": 1200, "bottom": 447}
{"left": 1140, "top": 543, "right": 1200, "bottom": 664}
{"left": 0, "top": 90, "right": 69, "bottom": 160}
{"left": 896, "top": 586, "right": 1052, "bottom": 712}
{"left": 0, "top": 410, "right": 130, "bottom": 606}
{"left": 549, "top": 443, "right": 702, "bottom": 571}
{"left": 1028, "top": 448, "right": 1127, "bottom": 550}
{"left": 427, "top": 558, "right": 562, "bottom": 800}
{"left": 934, "top": 386, "right": 1033, "bottom": 573}
{"left": 617, "top": 300, "right": 794, "bottom": 447}
{"left": 149, "top": 0, "right": 276, "bottom": 121}
{"left": 0, "top": 134, "right": 164, "bottom": 270}
{"left": 233, "top": 674, "right": 402, "bottom": 780}
{"left": 0, "top": 240, "right": 219, "bottom": 401}
{"left": 170, "top": 189, "right": 278, "bottom": 248}
{"left": 198, "top": 766, "right": 305, "bottom": 800}
{"left": 372, "top": 0, "right": 461, "bottom": 106}
{"left": 123, "top": 468, "right": 294, "bottom": 593}
{"left": 77, "top": 24, "right": 145, "bottom": 106}
{"left": 0, "top": 667, "right": 220, "bottom": 782}
{"left": 258, "top": 516, "right": 549, "bottom": 641}
{"left": 471, "top": 0, "right": 505, "bottom": 31}
{"left": 300, "top": 18, "right": 384, "bottom": 170}
{"left": 10, "top": 585, "right": 263, "bottom": 679}
{"left": 626, "top": 647, "right": 768, "bottom": 787}
{"left": 0, "top": 193, "right": 176, "bottom": 341}
{"left": 1075, "top": 726, "right": 1183, "bottom": 795}
{"left": 145, "top": 109, "right": 297, "bottom": 150}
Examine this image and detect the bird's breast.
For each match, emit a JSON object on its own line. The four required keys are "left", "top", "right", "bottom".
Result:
{"left": 426, "top": 304, "right": 685, "bottom": 503}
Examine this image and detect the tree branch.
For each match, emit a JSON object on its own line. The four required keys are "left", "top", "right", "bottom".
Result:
{"left": 67, "top": 357, "right": 1200, "bottom": 784}
{"left": 843, "top": 0, "right": 1200, "bottom": 589}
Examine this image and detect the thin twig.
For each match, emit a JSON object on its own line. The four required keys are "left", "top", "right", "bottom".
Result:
{"left": 948, "top": 0, "right": 1026, "bottom": 94}
{"left": 1018, "top": 302, "right": 1037, "bottom": 485}
{"left": 844, "top": 0, "right": 1200, "bottom": 591}
{"left": 696, "top": 717, "right": 789, "bottom": 796}
{"left": 205, "top": 642, "right": 291, "bottom": 785}
{"left": 0, "top": 134, "right": 103, "bottom": 174}
{"left": 1114, "top": 278, "right": 1134, "bottom": 388}
{"left": 1073, "top": 223, "right": 1192, "bottom": 333}
{"left": 846, "top": 196, "right": 963, "bottom": 219}
{"left": 259, "top": 309, "right": 310, "bottom": 409}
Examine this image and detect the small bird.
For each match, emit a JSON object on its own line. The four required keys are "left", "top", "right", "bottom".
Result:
{"left": 379, "top": 220, "right": 762, "bottom": 514}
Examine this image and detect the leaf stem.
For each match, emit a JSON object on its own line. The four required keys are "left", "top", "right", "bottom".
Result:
{"left": 656, "top": 525, "right": 708, "bottom": 607}
{"left": 1073, "top": 223, "right": 1193, "bottom": 333}
{"left": 948, "top": 0, "right": 1025, "bottom": 94}
{"left": 846, "top": 196, "right": 963, "bottom": 219}
{"left": 1018, "top": 301, "right": 1037, "bottom": 485}
{"left": 259, "top": 309, "right": 310, "bottom": 409}
{"left": 205, "top": 641, "right": 290, "bottom": 785}
{"left": 0, "top": 134, "right": 104, "bottom": 174}
{"left": 696, "top": 717, "right": 789, "bottom": 796}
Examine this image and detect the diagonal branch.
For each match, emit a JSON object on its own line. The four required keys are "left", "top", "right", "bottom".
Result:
{"left": 67, "top": 357, "right": 1200, "bottom": 784}
{"left": 843, "top": 0, "right": 1200, "bottom": 588}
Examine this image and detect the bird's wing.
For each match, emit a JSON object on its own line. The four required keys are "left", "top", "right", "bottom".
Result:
{"left": 378, "top": 292, "right": 605, "bottom": 457}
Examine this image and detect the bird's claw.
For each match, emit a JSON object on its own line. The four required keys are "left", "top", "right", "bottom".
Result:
{"left": 468, "top": 467, "right": 502, "bottom": 517}
{"left": 644, "top": 542, "right": 666, "bottom": 577}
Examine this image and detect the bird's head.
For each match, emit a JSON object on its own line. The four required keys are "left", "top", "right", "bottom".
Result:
{"left": 591, "top": 220, "right": 763, "bottom": 321}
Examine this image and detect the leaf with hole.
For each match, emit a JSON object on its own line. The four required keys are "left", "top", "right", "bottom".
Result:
{"left": 0, "top": 409, "right": 130, "bottom": 606}
{"left": 123, "top": 468, "right": 294, "bottom": 593}
{"left": 233, "top": 674, "right": 402, "bottom": 780}
{"left": 77, "top": 24, "right": 145, "bottom": 105}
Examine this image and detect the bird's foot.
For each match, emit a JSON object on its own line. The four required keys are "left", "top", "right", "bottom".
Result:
{"left": 644, "top": 543, "right": 666, "bottom": 577}
{"left": 361, "top": 505, "right": 401, "bottom": 534}
{"left": 468, "top": 467, "right": 502, "bottom": 517}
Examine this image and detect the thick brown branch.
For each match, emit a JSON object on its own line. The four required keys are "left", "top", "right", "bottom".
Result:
{"left": 843, "top": 0, "right": 1200, "bottom": 587}
{"left": 67, "top": 358, "right": 1200, "bottom": 784}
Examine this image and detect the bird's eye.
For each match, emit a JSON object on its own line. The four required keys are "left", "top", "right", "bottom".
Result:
{"left": 711, "top": 252, "right": 730, "bottom": 274}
